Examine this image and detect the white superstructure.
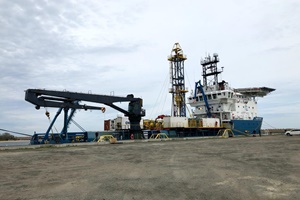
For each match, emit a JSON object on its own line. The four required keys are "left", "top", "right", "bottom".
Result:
{"left": 186, "top": 53, "right": 274, "bottom": 124}
{"left": 187, "top": 85, "right": 259, "bottom": 122}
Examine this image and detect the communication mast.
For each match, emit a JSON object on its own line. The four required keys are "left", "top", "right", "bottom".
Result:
{"left": 168, "top": 43, "right": 188, "bottom": 117}
{"left": 201, "top": 53, "right": 221, "bottom": 90}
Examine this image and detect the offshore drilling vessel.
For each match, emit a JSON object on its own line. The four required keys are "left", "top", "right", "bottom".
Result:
{"left": 105, "top": 43, "right": 275, "bottom": 137}
{"left": 25, "top": 43, "right": 275, "bottom": 144}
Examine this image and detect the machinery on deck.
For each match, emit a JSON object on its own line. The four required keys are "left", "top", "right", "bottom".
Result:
{"left": 25, "top": 89, "right": 145, "bottom": 144}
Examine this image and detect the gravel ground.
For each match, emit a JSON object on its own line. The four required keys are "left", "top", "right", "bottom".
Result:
{"left": 0, "top": 135, "right": 299, "bottom": 200}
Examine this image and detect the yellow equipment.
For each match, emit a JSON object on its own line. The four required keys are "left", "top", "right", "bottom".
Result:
{"left": 97, "top": 135, "right": 115, "bottom": 142}
{"left": 217, "top": 129, "right": 234, "bottom": 138}
{"left": 150, "top": 133, "right": 169, "bottom": 139}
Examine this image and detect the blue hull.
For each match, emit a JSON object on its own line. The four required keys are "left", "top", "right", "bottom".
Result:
{"left": 230, "top": 117, "right": 263, "bottom": 136}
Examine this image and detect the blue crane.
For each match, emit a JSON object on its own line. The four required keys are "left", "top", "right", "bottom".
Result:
{"left": 194, "top": 80, "right": 212, "bottom": 118}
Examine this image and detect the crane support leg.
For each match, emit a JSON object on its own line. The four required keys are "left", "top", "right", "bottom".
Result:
{"left": 42, "top": 108, "right": 63, "bottom": 144}
{"left": 61, "top": 108, "right": 69, "bottom": 138}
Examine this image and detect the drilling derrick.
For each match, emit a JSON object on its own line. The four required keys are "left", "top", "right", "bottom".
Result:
{"left": 168, "top": 43, "right": 188, "bottom": 117}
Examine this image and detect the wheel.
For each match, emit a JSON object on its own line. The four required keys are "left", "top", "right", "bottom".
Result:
{"left": 286, "top": 133, "right": 291, "bottom": 136}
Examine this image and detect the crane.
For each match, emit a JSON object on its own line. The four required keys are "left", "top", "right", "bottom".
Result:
{"left": 25, "top": 89, "right": 145, "bottom": 144}
{"left": 194, "top": 80, "right": 212, "bottom": 118}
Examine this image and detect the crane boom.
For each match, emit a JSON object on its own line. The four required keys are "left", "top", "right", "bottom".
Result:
{"left": 25, "top": 89, "right": 145, "bottom": 139}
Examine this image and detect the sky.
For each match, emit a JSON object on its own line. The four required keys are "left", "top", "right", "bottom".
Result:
{"left": 0, "top": 0, "right": 299, "bottom": 135}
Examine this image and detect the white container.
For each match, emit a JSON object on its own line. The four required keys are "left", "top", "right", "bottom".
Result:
{"left": 201, "top": 118, "right": 220, "bottom": 127}
{"left": 107, "top": 116, "right": 144, "bottom": 130}
{"left": 163, "top": 116, "right": 189, "bottom": 128}
{"left": 114, "top": 117, "right": 130, "bottom": 129}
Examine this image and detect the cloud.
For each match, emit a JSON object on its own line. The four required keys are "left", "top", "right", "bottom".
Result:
{"left": 0, "top": 0, "right": 300, "bottom": 135}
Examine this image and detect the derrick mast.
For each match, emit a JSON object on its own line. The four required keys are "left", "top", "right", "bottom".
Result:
{"left": 168, "top": 43, "right": 187, "bottom": 117}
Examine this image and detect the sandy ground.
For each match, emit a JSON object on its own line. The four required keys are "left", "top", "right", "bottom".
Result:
{"left": 0, "top": 135, "right": 299, "bottom": 200}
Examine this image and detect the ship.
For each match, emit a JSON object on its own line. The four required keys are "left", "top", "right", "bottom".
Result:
{"left": 25, "top": 43, "right": 275, "bottom": 144}
{"left": 186, "top": 53, "right": 275, "bottom": 136}
{"left": 104, "top": 43, "right": 275, "bottom": 138}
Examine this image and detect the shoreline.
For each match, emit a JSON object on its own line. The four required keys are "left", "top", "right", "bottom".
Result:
{"left": 0, "top": 140, "right": 30, "bottom": 143}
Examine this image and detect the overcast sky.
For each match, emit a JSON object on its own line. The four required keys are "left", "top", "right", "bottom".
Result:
{"left": 0, "top": 0, "right": 299, "bottom": 135}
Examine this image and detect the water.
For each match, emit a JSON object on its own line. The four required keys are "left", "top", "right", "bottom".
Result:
{"left": 0, "top": 140, "right": 30, "bottom": 147}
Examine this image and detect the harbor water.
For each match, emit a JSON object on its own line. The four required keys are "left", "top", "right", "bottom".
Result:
{"left": 0, "top": 140, "right": 30, "bottom": 147}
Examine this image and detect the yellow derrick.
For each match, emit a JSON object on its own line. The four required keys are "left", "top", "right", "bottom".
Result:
{"left": 168, "top": 42, "right": 187, "bottom": 61}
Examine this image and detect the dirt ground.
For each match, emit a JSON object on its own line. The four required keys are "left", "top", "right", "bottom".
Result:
{"left": 0, "top": 135, "right": 299, "bottom": 200}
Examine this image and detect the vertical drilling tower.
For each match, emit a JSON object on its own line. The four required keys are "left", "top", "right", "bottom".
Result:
{"left": 168, "top": 43, "right": 187, "bottom": 117}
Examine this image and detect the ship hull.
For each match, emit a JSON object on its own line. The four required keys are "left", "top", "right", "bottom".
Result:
{"left": 145, "top": 117, "right": 263, "bottom": 138}
{"left": 229, "top": 117, "right": 263, "bottom": 136}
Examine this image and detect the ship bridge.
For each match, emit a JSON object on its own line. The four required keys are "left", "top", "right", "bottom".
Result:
{"left": 234, "top": 87, "right": 275, "bottom": 97}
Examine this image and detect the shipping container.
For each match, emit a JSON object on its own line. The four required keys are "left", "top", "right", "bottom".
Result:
{"left": 163, "top": 116, "right": 189, "bottom": 128}
{"left": 200, "top": 118, "right": 220, "bottom": 127}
